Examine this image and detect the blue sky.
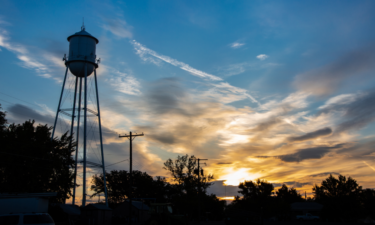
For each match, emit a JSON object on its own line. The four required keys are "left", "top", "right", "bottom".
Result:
{"left": 1, "top": 0, "right": 375, "bottom": 203}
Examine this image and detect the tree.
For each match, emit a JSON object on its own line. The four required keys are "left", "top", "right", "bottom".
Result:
{"left": 91, "top": 170, "right": 173, "bottom": 204}
{"left": 0, "top": 104, "right": 6, "bottom": 129}
{"left": 0, "top": 112, "right": 75, "bottom": 202}
{"left": 163, "top": 154, "right": 214, "bottom": 195}
{"left": 276, "top": 184, "right": 303, "bottom": 204}
{"left": 238, "top": 179, "right": 274, "bottom": 200}
{"left": 313, "top": 174, "right": 362, "bottom": 222}
{"left": 313, "top": 174, "right": 362, "bottom": 199}
{"left": 163, "top": 155, "right": 223, "bottom": 221}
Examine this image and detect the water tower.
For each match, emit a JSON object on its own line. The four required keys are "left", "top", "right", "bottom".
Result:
{"left": 51, "top": 25, "right": 108, "bottom": 207}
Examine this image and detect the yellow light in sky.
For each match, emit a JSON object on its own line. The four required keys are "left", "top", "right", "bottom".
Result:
{"left": 220, "top": 168, "right": 262, "bottom": 186}
{"left": 220, "top": 134, "right": 250, "bottom": 146}
{"left": 219, "top": 196, "right": 235, "bottom": 200}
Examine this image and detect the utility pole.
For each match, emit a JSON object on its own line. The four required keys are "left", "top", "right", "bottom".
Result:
{"left": 119, "top": 131, "right": 144, "bottom": 225}
{"left": 196, "top": 158, "right": 207, "bottom": 223}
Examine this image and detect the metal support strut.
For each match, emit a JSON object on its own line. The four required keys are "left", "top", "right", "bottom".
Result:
{"left": 51, "top": 66, "right": 69, "bottom": 141}
{"left": 82, "top": 63, "right": 88, "bottom": 207}
{"left": 94, "top": 68, "right": 109, "bottom": 206}
{"left": 72, "top": 77, "right": 83, "bottom": 205}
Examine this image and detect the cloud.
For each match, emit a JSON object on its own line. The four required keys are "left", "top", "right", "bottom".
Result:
{"left": 306, "top": 172, "right": 341, "bottom": 178}
{"left": 130, "top": 78, "right": 246, "bottom": 153}
{"left": 318, "top": 93, "right": 362, "bottom": 109}
{"left": 101, "top": 18, "right": 133, "bottom": 39}
{"left": 130, "top": 41, "right": 260, "bottom": 104}
{"left": 273, "top": 181, "right": 311, "bottom": 188}
{"left": 288, "top": 127, "right": 332, "bottom": 142}
{"left": 294, "top": 45, "right": 375, "bottom": 96}
{"left": 258, "top": 144, "right": 344, "bottom": 162}
{"left": 230, "top": 42, "right": 245, "bottom": 49}
{"left": 0, "top": 26, "right": 64, "bottom": 82}
{"left": 250, "top": 118, "right": 282, "bottom": 132}
{"left": 218, "top": 62, "right": 248, "bottom": 77}
{"left": 130, "top": 40, "right": 222, "bottom": 81}
{"left": 106, "top": 70, "right": 141, "bottom": 95}
{"left": 208, "top": 82, "right": 259, "bottom": 104}
{"left": 8, "top": 104, "right": 55, "bottom": 125}
{"left": 207, "top": 180, "right": 239, "bottom": 197}
{"left": 256, "top": 54, "right": 269, "bottom": 60}
{"left": 143, "top": 78, "right": 186, "bottom": 115}
{"left": 317, "top": 90, "right": 375, "bottom": 133}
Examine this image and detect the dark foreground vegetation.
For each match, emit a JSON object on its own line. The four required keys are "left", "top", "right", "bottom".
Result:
{"left": 1, "top": 104, "right": 375, "bottom": 223}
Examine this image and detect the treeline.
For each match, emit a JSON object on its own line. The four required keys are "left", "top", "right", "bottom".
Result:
{"left": 228, "top": 175, "right": 375, "bottom": 222}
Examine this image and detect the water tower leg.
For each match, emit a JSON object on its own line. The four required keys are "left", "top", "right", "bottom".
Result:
{"left": 94, "top": 68, "right": 109, "bottom": 207}
{"left": 72, "top": 77, "right": 83, "bottom": 205}
{"left": 83, "top": 64, "right": 88, "bottom": 207}
{"left": 51, "top": 66, "right": 69, "bottom": 141}
{"left": 69, "top": 77, "right": 78, "bottom": 144}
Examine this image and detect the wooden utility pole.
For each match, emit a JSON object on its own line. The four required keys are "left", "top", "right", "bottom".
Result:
{"left": 119, "top": 131, "right": 144, "bottom": 225}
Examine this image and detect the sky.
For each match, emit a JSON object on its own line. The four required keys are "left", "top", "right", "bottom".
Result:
{"left": 1, "top": 0, "right": 375, "bottom": 203}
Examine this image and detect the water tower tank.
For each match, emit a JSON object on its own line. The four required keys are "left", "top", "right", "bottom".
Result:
{"left": 67, "top": 27, "right": 99, "bottom": 77}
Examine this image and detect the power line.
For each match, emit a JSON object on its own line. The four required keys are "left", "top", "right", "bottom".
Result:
{"left": 106, "top": 159, "right": 129, "bottom": 167}
{"left": 0, "top": 91, "right": 40, "bottom": 108}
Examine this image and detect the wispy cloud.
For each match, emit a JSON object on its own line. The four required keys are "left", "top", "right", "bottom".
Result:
{"left": 257, "top": 54, "right": 269, "bottom": 60}
{"left": 363, "top": 161, "right": 375, "bottom": 172}
{"left": 0, "top": 27, "right": 63, "bottom": 82}
{"left": 130, "top": 40, "right": 260, "bottom": 104}
{"left": 101, "top": 18, "right": 133, "bottom": 39}
{"left": 230, "top": 42, "right": 245, "bottom": 49}
{"left": 106, "top": 70, "right": 141, "bottom": 95}
{"left": 131, "top": 40, "right": 222, "bottom": 81}
{"left": 318, "top": 93, "right": 363, "bottom": 109}
{"left": 210, "top": 82, "right": 259, "bottom": 104}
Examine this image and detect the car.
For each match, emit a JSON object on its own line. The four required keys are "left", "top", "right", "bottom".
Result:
{"left": 0, "top": 213, "right": 55, "bottom": 225}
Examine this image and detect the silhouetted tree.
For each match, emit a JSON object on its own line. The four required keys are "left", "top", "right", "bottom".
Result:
{"left": 0, "top": 106, "right": 75, "bottom": 202}
{"left": 313, "top": 174, "right": 362, "bottom": 222}
{"left": 276, "top": 184, "right": 303, "bottom": 204}
{"left": 238, "top": 179, "right": 274, "bottom": 200}
{"left": 163, "top": 154, "right": 214, "bottom": 195}
{"left": 163, "top": 154, "right": 224, "bottom": 221}
{"left": 91, "top": 170, "right": 173, "bottom": 204}
{"left": 227, "top": 179, "right": 277, "bottom": 219}
{"left": 0, "top": 104, "right": 6, "bottom": 129}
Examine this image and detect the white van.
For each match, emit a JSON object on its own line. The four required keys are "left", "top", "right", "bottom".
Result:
{"left": 0, "top": 213, "right": 55, "bottom": 225}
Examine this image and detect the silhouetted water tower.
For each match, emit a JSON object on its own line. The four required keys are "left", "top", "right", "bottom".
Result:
{"left": 51, "top": 25, "right": 108, "bottom": 207}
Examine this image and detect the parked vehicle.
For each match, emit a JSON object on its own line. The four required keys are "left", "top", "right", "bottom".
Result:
{"left": 0, "top": 194, "right": 56, "bottom": 225}
{"left": 0, "top": 213, "right": 55, "bottom": 225}
{"left": 296, "top": 213, "right": 319, "bottom": 221}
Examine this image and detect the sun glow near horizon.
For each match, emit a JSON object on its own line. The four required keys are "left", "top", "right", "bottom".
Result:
{"left": 219, "top": 167, "right": 263, "bottom": 186}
